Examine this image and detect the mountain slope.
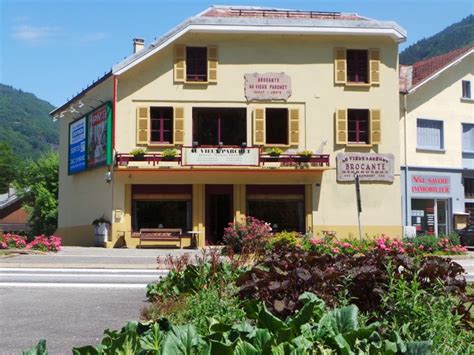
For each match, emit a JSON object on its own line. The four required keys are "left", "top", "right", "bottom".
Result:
{"left": 400, "top": 15, "right": 474, "bottom": 65}
{"left": 0, "top": 84, "right": 58, "bottom": 160}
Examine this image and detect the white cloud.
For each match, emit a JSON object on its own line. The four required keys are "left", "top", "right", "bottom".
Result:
{"left": 11, "top": 25, "right": 59, "bottom": 42}
{"left": 81, "top": 32, "right": 108, "bottom": 42}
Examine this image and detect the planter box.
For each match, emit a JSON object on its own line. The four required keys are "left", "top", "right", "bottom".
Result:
{"left": 263, "top": 162, "right": 281, "bottom": 168}
{"left": 158, "top": 161, "right": 179, "bottom": 167}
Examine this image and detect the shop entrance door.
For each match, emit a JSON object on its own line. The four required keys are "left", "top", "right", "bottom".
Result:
{"left": 205, "top": 185, "right": 233, "bottom": 245}
{"left": 411, "top": 198, "right": 450, "bottom": 236}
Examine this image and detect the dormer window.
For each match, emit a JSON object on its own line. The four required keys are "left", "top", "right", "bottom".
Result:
{"left": 347, "top": 50, "right": 369, "bottom": 84}
{"left": 334, "top": 48, "right": 380, "bottom": 86}
{"left": 186, "top": 47, "right": 207, "bottom": 82}
{"left": 174, "top": 45, "right": 218, "bottom": 84}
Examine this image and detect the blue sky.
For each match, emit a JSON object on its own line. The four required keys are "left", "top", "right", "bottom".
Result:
{"left": 1, "top": 0, "right": 472, "bottom": 107}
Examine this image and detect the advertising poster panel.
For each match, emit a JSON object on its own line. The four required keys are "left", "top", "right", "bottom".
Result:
{"left": 68, "top": 116, "right": 87, "bottom": 174}
{"left": 87, "top": 103, "right": 112, "bottom": 168}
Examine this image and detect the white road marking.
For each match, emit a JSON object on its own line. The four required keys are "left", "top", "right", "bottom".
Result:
{"left": 0, "top": 282, "right": 148, "bottom": 288}
{"left": 0, "top": 268, "right": 169, "bottom": 273}
{"left": 0, "top": 273, "right": 163, "bottom": 278}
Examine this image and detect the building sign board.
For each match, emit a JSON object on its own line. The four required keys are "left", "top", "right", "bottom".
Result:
{"left": 68, "top": 117, "right": 87, "bottom": 174}
{"left": 68, "top": 102, "right": 112, "bottom": 175}
{"left": 336, "top": 153, "right": 394, "bottom": 182}
{"left": 244, "top": 72, "right": 291, "bottom": 101}
{"left": 411, "top": 175, "right": 450, "bottom": 194}
{"left": 183, "top": 147, "right": 259, "bottom": 166}
{"left": 87, "top": 104, "right": 112, "bottom": 168}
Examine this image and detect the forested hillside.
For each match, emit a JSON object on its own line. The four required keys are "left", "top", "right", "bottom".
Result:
{"left": 400, "top": 15, "right": 473, "bottom": 65}
{"left": 0, "top": 84, "right": 58, "bottom": 159}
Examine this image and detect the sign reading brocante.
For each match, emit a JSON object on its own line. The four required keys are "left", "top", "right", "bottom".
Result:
{"left": 244, "top": 72, "right": 291, "bottom": 101}
{"left": 336, "top": 153, "right": 394, "bottom": 182}
{"left": 183, "top": 147, "right": 259, "bottom": 166}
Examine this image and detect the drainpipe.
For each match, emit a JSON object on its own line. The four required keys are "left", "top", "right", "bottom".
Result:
{"left": 110, "top": 75, "right": 118, "bottom": 246}
{"left": 402, "top": 93, "right": 409, "bottom": 229}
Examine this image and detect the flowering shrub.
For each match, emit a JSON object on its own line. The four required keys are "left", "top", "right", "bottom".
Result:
{"left": 26, "top": 235, "right": 62, "bottom": 252}
{"left": 0, "top": 233, "right": 61, "bottom": 252}
{"left": 0, "top": 233, "right": 27, "bottom": 249}
{"left": 223, "top": 216, "right": 272, "bottom": 253}
{"left": 303, "top": 234, "right": 467, "bottom": 256}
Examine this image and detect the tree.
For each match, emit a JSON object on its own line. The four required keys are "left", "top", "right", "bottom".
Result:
{"left": 15, "top": 151, "right": 59, "bottom": 236}
{"left": 0, "top": 142, "right": 17, "bottom": 194}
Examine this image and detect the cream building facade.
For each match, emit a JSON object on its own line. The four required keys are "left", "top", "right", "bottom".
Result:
{"left": 52, "top": 6, "right": 406, "bottom": 247}
{"left": 400, "top": 47, "right": 474, "bottom": 235}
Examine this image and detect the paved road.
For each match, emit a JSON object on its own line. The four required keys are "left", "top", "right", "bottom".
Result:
{"left": 0, "top": 268, "right": 168, "bottom": 354}
{"left": 0, "top": 246, "right": 202, "bottom": 269}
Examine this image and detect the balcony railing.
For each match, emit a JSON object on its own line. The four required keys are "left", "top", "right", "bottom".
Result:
{"left": 115, "top": 149, "right": 330, "bottom": 168}
{"left": 116, "top": 153, "right": 181, "bottom": 166}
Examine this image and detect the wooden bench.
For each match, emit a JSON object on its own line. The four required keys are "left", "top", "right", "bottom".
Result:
{"left": 138, "top": 228, "right": 192, "bottom": 249}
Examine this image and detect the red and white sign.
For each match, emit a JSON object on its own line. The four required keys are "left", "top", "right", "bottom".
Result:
{"left": 411, "top": 175, "right": 450, "bottom": 194}
{"left": 244, "top": 73, "right": 291, "bottom": 101}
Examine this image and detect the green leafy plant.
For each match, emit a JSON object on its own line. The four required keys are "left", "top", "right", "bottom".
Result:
{"left": 92, "top": 217, "right": 110, "bottom": 227}
{"left": 130, "top": 147, "right": 146, "bottom": 158}
{"left": 297, "top": 150, "right": 313, "bottom": 158}
{"left": 267, "top": 231, "right": 302, "bottom": 249}
{"left": 237, "top": 248, "right": 471, "bottom": 318}
{"left": 30, "top": 293, "right": 432, "bottom": 354}
{"left": 14, "top": 151, "right": 59, "bottom": 236}
{"left": 379, "top": 263, "right": 474, "bottom": 353}
{"left": 265, "top": 147, "right": 284, "bottom": 157}
{"left": 161, "top": 149, "right": 178, "bottom": 161}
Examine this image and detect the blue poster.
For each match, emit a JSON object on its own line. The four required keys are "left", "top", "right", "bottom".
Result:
{"left": 68, "top": 117, "right": 87, "bottom": 174}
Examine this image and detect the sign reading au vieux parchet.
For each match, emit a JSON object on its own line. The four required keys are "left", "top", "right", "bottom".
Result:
{"left": 244, "top": 73, "right": 291, "bottom": 101}
{"left": 336, "top": 153, "right": 395, "bottom": 182}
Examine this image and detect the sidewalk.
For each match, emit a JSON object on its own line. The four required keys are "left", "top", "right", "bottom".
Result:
{"left": 0, "top": 246, "right": 203, "bottom": 269}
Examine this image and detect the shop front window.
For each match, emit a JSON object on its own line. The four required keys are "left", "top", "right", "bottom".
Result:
{"left": 193, "top": 108, "right": 246, "bottom": 146}
{"left": 248, "top": 200, "right": 304, "bottom": 233}
{"left": 411, "top": 199, "right": 449, "bottom": 236}
{"left": 133, "top": 200, "right": 192, "bottom": 232}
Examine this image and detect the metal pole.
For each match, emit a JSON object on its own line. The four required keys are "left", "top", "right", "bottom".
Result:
{"left": 355, "top": 175, "right": 362, "bottom": 241}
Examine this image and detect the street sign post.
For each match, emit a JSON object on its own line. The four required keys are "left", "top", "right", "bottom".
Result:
{"left": 355, "top": 175, "right": 362, "bottom": 240}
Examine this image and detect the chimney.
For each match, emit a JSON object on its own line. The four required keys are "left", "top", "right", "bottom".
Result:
{"left": 133, "top": 38, "right": 145, "bottom": 54}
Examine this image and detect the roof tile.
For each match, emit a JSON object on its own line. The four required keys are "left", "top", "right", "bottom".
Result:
{"left": 410, "top": 46, "right": 473, "bottom": 87}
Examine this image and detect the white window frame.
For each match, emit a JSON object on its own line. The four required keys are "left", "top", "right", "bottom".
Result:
{"left": 462, "top": 80, "right": 471, "bottom": 99}
{"left": 416, "top": 118, "right": 444, "bottom": 151}
{"left": 462, "top": 123, "right": 474, "bottom": 153}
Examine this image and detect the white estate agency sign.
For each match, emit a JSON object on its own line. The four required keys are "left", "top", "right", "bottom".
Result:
{"left": 336, "top": 153, "right": 395, "bottom": 182}
{"left": 183, "top": 147, "right": 259, "bottom": 166}
{"left": 244, "top": 72, "right": 292, "bottom": 101}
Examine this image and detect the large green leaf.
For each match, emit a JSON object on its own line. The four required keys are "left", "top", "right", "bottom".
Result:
{"left": 327, "top": 305, "right": 359, "bottom": 334}
{"left": 72, "top": 346, "right": 102, "bottom": 355}
{"left": 405, "top": 341, "right": 432, "bottom": 355}
{"left": 247, "top": 328, "right": 272, "bottom": 351}
{"left": 23, "top": 340, "right": 48, "bottom": 355}
{"left": 209, "top": 340, "right": 233, "bottom": 355}
{"left": 161, "top": 324, "right": 202, "bottom": 355}
{"left": 287, "top": 293, "right": 325, "bottom": 331}
{"left": 342, "top": 323, "right": 379, "bottom": 347}
{"left": 234, "top": 340, "right": 259, "bottom": 355}
{"left": 332, "top": 333, "right": 353, "bottom": 355}
{"left": 139, "top": 322, "right": 163, "bottom": 352}
{"left": 258, "top": 304, "right": 287, "bottom": 333}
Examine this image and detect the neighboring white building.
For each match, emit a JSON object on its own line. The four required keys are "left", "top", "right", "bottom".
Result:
{"left": 400, "top": 46, "right": 474, "bottom": 235}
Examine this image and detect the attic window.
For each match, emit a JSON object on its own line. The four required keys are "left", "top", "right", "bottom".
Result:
{"left": 347, "top": 50, "right": 368, "bottom": 83}
{"left": 186, "top": 47, "right": 207, "bottom": 82}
